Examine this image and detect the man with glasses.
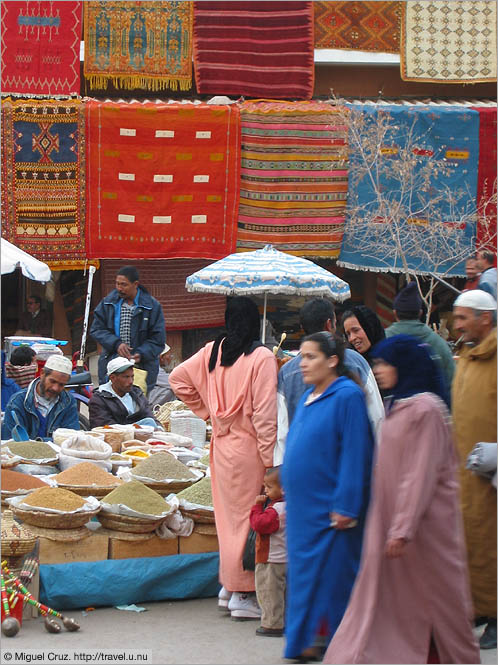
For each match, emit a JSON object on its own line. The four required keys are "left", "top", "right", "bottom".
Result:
{"left": 16, "top": 295, "right": 52, "bottom": 338}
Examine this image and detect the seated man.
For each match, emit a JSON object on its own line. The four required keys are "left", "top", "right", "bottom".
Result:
{"left": 1, "top": 355, "right": 79, "bottom": 440}
{"left": 147, "top": 344, "right": 176, "bottom": 407}
{"left": 16, "top": 295, "right": 52, "bottom": 338}
{"left": 4, "top": 346, "right": 38, "bottom": 388}
{"left": 89, "top": 357, "right": 159, "bottom": 429}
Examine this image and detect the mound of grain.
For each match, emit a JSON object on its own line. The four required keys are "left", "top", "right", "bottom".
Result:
{"left": 55, "top": 462, "right": 123, "bottom": 487}
{"left": 22, "top": 487, "right": 86, "bottom": 511}
{"left": 1, "top": 469, "right": 48, "bottom": 492}
{"left": 5, "top": 441, "right": 56, "bottom": 459}
{"left": 131, "top": 452, "right": 195, "bottom": 481}
{"left": 177, "top": 477, "right": 213, "bottom": 507}
{"left": 102, "top": 480, "right": 170, "bottom": 515}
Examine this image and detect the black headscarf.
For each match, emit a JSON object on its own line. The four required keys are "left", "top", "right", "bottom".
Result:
{"left": 208, "top": 296, "right": 262, "bottom": 372}
{"left": 349, "top": 305, "right": 385, "bottom": 348}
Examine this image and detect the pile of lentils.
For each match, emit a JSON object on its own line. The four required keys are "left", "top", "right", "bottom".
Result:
{"left": 1, "top": 469, "right": 48, "bottom": 492}
{"left": 131, "top": 452, "right": 195, "bottom": 481}
{"left": 55, "top": 462, "right": 123, "bottom": 487}
{"left": 5, "top": 441, "right": 56, "bottom": 460}
{"left": 103, "top": 480, "right": 170, "bottom": 515}
{"left": 177, "top": 477, "right": 213, "bottom": 507}
{"left": 22, "top": 487, "right": 86, "bottom": 512}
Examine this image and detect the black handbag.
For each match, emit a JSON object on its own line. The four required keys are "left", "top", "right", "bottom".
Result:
{"left": 242, "top": 497, "right": 269, "bottom": 571}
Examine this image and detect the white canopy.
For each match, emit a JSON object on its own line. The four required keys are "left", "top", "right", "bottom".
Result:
{"left": 1, "top": 238, "right": 51, "bottom": 282}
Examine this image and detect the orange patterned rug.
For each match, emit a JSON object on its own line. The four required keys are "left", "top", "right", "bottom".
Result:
{"left": 314, "top": 1, "right": 401, "bottom": 53}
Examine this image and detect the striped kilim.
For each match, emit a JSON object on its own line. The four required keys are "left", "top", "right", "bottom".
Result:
{"left": 1, "top": 98, "right": 86, "bottom": 266}
{"left": 401, "top": 1, "right": 497, "bottom": 83}
{"left": 236, "top": 101, "right": 348, "bottom": 258}
{"left": 314, "top": 2, "right": 401, "bottom": 53}
{"left": 193, "top": 1, "right": 314, "bottom": 100}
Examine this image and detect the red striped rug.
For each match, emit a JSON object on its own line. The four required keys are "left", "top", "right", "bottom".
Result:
{"left": 193, "top": 1, "right": 314, "bottom": 99}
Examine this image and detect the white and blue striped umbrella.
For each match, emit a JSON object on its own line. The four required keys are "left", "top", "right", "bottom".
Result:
{"left": 186, "top": 245, "right": 350, "bottom": 341}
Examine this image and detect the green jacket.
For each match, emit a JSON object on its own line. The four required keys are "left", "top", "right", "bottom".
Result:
{"left": 385, "top": 320, "right": 455, "bottom": 390}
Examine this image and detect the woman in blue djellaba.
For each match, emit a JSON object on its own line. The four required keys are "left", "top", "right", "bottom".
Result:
{"left": 281, "top": 332, "right": 375, "bottom": 662}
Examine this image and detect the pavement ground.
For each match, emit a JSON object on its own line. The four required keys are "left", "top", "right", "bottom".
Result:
{"left": 0, "top": 597, "right": 495, "bottom": 665}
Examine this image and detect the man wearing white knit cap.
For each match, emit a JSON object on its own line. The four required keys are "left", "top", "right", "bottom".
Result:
{"left": 1, "top": 354, "right": 79, "bottom": 440}
{"left": 452, "top": 288, "right": 497, "bottom": 649}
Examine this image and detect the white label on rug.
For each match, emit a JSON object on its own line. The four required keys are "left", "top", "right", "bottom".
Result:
{"left": 193, "top": 175, "right": 210, "bottom": 182}
{"left": 153, "top": 216, "right": 172, "bottom": 224}
{"left": 118, "top": 214, "right": 135, "bottom": 223}
{"left": 191, "top": 215, "right": 207, "bottom": 224}
{"left": 120, "top": 128, "right": 136, "bottom": 136}
{"left": 155, "top": 130, "right": 175, "bottom": 138}
{"left": 118, "top": 173, "right": 135, "bottom": 181}
{"left": 154, "top": 174, "right": 174, "bottom": 182}
{"left": 196, "top": 131, "right": 211, "bottom": 139}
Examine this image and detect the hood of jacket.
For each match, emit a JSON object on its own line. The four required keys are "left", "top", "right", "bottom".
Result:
{"left": 460, "top": 328, "right": 497, "bottom": 362}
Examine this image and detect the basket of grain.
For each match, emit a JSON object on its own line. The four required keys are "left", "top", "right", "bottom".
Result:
{"left": 177, "top": 477, "right": 215, "bottom": 524}
{"left": 1, "top": 453, "right": 22, "bottom": 469}
{"left": 7, "top": 488, "right": 101, "bottom": 529}
{"left": 98, "top": 480, "right": 174, "bottom": 533}
{"left": 91, "top": 426, "right": 126, "bottom": 453}
{"left": 130, "top": 452, "right": 204, "bottom": 494}
{"left": 1, "top": 468, "right": 49, "bottom": 506}
{"left": 53, "top": 462, "right": 124, "bottom": 497}
{"left": 2, "top": 441, "right": 58, "bottom": 465}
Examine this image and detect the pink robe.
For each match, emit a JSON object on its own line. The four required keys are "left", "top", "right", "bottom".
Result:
{"left": 169, "top": 342, "right": 277, "bottom": 591}
{"left": 324, "top": 393, "right": 480, "bottom": 665}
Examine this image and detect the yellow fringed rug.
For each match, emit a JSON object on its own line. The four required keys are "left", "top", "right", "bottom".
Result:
{"left": 84, "top": 1, "right": 193, "bottom": 91}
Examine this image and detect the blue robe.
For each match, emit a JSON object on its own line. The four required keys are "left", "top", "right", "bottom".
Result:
{"left": 281, "top": 376, "right": 374, "bottom": 659}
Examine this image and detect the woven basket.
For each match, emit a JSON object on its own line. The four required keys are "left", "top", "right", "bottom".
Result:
{"left": 170, "top": 411, "right": 207, "bottom": 446}
{"left": 55, "top": 483, "right": 122, "bottom": 498}
{"left": 1, "top": 488, "right": 37, "bottom": 507}
{"left": 97, "top": 527, "right": 156, "bottom": 542}
{"left": 1, "top": 510, "right": 37, "bottom": 556}
{"left": 153, "top": 400, "right": 190, "bottom": 430}
{"left": 1, "top": 456, "right": 21, "bottom": 469}
{"left": 97, "top": 512, "right": 165, "bottom": 534}
{"left": 23, "top": 524, "right": 91, "bottom": 542}
{"left": 10, "top": 505, "right": 101, "bottom": 530}
{"left": 180, "top": 507, "right": 216, "bottom": 524}
{"left": 194, "top": 522, "right": 217, "bottom": 536}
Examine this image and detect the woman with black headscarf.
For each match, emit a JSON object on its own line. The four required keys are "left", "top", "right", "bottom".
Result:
{"left": 170, "top": 297, "right": 277, "bottom": 621}
{"left": 342, "top": 305, "right": 385, "bottom": 367}
{"left": 323, "top": 335, "right": 479, "bottom": 664}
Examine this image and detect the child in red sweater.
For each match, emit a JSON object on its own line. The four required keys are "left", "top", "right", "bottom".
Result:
{"left": 249, "top": 466, "right": 287, "bottom": 637}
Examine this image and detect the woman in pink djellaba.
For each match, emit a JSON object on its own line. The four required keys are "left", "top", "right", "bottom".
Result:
{"left": 324, "top": 334, "right": 480, "bottom": 665}
{"left": 170, "top": 297, "right": 277, "bottom": 622}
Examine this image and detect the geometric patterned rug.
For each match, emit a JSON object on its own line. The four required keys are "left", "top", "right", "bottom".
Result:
{"left": 1, "top": 98, "right": 86, "bottom": 266}
{"left": 401, "top": 0, "right": 497, "bottom": 82}
{"left": 314, "top": 2, "right": 401, "bottom": 53}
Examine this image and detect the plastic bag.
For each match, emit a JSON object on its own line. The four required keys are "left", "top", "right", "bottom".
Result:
{"left": 242, "top": 528, "right": 256, "bottom": 571}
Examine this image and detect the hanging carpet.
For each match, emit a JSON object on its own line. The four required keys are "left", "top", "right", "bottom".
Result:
{"left": 314, "top": 2, "right": 401, "bottom": 53}
{"left": 400, "top": 1, "right": 497, "bottom": 83}
{"left": 472, "top": 107, "right": 497, "bottom": 249}
{"left": 84, "top": 1, "right": 193, "bottom": 91}
{"left": 193, "top": 1, "right": 314, "bottom": 100}
{"left": 86, "top": 99, "right": 240, "bottom": 260}
{"left": 1, "top": 98, "right": 86, "bottom": 266}
{"left": 236, "top": 101, "right": 348, "bottom": 258}
{"left": 1, "top": 1, "right": 82, "bottom": 97}
{"left": 338, "top": 105, "right": 480, "bottom": 277}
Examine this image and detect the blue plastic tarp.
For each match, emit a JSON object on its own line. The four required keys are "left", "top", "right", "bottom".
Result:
{"left": 40, "top": 553, "right": 220, "bottom": 610}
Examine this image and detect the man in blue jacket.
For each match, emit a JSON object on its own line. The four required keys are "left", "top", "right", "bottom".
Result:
{"left": 1, "top": 355, "right": 79, "bottom": 440}
{"left": 90, "top": 266, "right": 166, "bottom": 392}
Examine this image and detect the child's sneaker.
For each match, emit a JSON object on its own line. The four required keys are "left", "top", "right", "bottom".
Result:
{"left": 228, "top": 592, "right": 261, "bottom": 621}
{"left": 218, "top": 586, "right": 232, "bottom": 611}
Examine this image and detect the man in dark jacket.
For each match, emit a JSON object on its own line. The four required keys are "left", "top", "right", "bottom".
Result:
{"left": 90, "top": 266, "right": 166, "bottom": 391}
{"left": 88, "top": 357, "right": 158, "bottom": 429}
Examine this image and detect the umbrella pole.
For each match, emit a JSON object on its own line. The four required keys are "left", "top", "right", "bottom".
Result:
{"left": 77, "top": 265, "right": 96, "bottom": 369}
{"left": 262, "top": 293, "right": 267, "bottom": 344}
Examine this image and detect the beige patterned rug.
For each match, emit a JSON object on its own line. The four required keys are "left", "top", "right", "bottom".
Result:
{"left": 401, "top": 0, "right": 497, "bottom": 82}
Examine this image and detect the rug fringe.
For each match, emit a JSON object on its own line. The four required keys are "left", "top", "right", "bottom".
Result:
{"left": 85, "top": 74, "right": 192, "bottom": 92}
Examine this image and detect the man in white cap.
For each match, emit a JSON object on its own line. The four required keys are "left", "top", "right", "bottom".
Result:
{"left": 88, "top": 357, "right": 158, "bottom": 429}
{"left": 147, "top": 344, "right": 176, "bottom": 408}
{"left": 452, "top": 289, "right": 497, "bottom": 649}
{"left": 1, "top": 355, "right": 79, "bottom": 440}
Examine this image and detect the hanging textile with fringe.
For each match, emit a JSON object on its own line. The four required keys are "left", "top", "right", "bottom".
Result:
{"left": 1, "top": 98, "right": 86, "bottom": 264}
{"left": 83, "top": 1, "right": 193, "bottom": 91}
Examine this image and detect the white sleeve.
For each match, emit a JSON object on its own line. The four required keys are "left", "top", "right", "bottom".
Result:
{"left": 275, "top": 391, "right": 289, "bottom": 465}
{"left": 363, "top": 369, "right": 384, "bottom": 437}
